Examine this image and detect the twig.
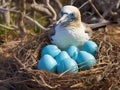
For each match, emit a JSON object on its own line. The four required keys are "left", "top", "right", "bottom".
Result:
{"left": 87, "top": 20, "right": 110, "bottom": 29}
{"left": 71, "top": 0, "right": 76, "bottom": 5}
{"left": 0, "top": 2, "right": 9, "bottom": 8}
{"left": 0, "top": 8, "right": 47, "bottom": 31}
{"left": 31, "top": 4, "right": 52, "bottom": 17}
{"left": 79, "top": 1, "right": 89, "bottom": 10}
{"left": 0, "top": 77, "right": 20, "bottom": 83}
{"left": 13, "top": 79, "right": 35, "bottom": 84}
{"left": 1, "top": 41, "right": 20, "bottom": 47}
{"left": 88, "top": 0, "right": 104, "bottom": 19}
{"left": 0, "top": 24, "right": 18, "bottom": 30}
{"left": 14, "top": 54, "right": 26, "bottom": 69}
{"left": 32, "top": 75, "right": 58, "bottom": 89}
{"left": 53, "top": 0, "right": 62, "bottom": 9}
{"left": 70, "top": 82, "right": 84, "bottom": 88}
{"left": 32, "top": 0, "right": 36, "bottom": 4}
{"left": 97, "top": 38, "right": 104, "bottom": 54}
{"left": 58, "top": 64, "right": 78, "bottom": 77}
{"left": 45, "top": 0, "right": 57, "bottom": 21}
{"left": 39, "top": 75, "right": 58, "bottom": 89}
{"left": 17, "top": 0, "right": 26, "bottom": 37}
{"left": 0, "top": 7, "right": 20, "bottom": 13}
{"left": 24, "top": 15, "right": 47, "bottom": 30}
{"left": 1, "top": 0, "right": 11, "bottom": 24}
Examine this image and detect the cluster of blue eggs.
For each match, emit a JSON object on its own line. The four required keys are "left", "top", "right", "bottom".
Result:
{"left": 37, "top": 41, "right": 98, "bottom": 74}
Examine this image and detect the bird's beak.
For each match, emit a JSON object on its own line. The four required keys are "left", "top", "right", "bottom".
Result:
{"left": 56, "top": 14, "right": 69, "bottom": 24}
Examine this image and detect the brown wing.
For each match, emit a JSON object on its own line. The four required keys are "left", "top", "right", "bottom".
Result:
{"left": 47, "top": 24, "right": 56, "bottom": 41}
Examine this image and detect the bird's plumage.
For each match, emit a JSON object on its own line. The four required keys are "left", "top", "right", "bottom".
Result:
{"left": 48, "top": 5, "right": 92, "bottom": 50}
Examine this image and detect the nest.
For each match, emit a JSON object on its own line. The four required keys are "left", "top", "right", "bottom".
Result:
{"left": 0, "top": 25, "right": 120, "bottom": 90}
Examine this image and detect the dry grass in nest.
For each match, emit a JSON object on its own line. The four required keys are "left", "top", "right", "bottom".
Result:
{"left": 0, "top": 25, "right": 120, "bottom": 90}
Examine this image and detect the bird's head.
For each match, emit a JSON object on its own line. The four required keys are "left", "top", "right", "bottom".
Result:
{"left": 56, "top": 5, "right": 81, "bottom": 26}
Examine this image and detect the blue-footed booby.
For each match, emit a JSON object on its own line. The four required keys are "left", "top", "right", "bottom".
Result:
{"left": 48, "top": 5, "right": 92, "bottom": 50}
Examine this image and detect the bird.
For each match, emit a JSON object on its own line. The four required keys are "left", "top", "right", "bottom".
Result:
{"left": 48, "top": 5, "right": 92, "bottom": 50}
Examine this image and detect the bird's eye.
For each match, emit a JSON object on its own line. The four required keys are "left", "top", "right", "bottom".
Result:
{"left": 69, "top": 13, "right": 74, "bottom": 18}
{"left": 69, "top": 13, "right": 75, "bottom": 21}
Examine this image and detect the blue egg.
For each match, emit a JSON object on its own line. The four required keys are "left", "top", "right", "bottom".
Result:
{"left": 41, "top": 45, "right": 61, "bottom": 57}
{"left": 77, "top": 51, "right": 96, "bottom": 70}
{"left": 66, "top": 45, "right": 79, "bottom": 61}
{"left": 37, "top": 54, "right": 57, "bottom": 73}
{"left": 55, "top": 51, "right": 70, "bottom": 64}
{"left": 57, "top": 58, "right": 78, "bottom": 74}
{"left": 82, "top": 41, "right": 98, "bottom": 55}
